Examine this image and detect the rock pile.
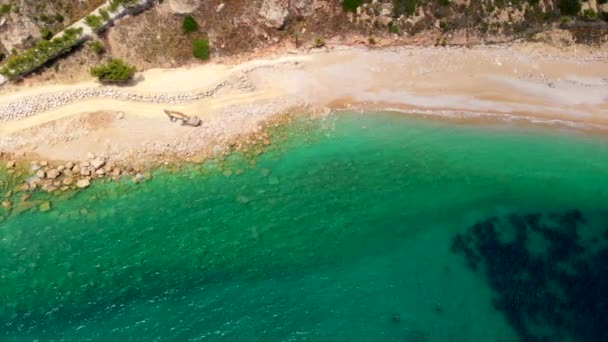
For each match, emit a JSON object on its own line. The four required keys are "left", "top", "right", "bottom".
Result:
{"left": 22, "top": 154, "right": 125, "bottom": 194}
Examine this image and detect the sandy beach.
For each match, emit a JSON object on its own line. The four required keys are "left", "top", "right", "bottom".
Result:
{"left": 1, "top": 43, "right": 608, "bottom": 164}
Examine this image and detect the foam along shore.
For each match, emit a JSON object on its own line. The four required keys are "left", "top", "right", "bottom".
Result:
{"left": 1, "top": 43, "right": 608, "bottom": 165}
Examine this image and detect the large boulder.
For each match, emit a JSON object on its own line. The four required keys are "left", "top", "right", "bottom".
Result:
{"left": 259, "top": 0, "right": 289, "bottom": 29}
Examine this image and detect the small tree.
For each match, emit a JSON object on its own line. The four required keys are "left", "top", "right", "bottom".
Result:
{"left": 182, "top": 15, "right": 198, "bottom": 33}
{"left": 90, "top": 58, "right": 136, "bottom": 83}
{"left": 192, "top": 38, "right": 210, "bottom": 60}
{"left": 342, "top": 0, "right": 364, "bottom": 12}
{"left": 557, "top": 0, "right": 581, "bottom": 16}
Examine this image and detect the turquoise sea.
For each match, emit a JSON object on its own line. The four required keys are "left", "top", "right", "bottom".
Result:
{"left": 1, "top": 112, "right": 608, "bottom": 341}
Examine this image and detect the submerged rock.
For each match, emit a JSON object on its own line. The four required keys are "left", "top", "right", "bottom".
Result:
{"left": 39, "top": 201, "right": 52, "bottom": 212}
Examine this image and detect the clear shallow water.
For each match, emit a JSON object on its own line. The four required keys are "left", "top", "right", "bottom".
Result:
{"left": 1, "top": 112, "right": 608, "bottom": 341}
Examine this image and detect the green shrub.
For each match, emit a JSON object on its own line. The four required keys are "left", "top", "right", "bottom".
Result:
{"left": 393, "top": 0, "right": 417, "bottom": 17}
{"left": 438, "top": 0, "right": 451, "bottom": 6}
{"left": 55, "top": 13, "right": 64, "bottom": 23}
{"left": 0, "top": 4, "right": 11, "bottom": 14}
{"left": 182, "top": 15, "right": 198, "bottom": 33}
{"left": 85, "top": 14, "right": 103, "bottom": 29}
{"left": 99, "top": 8, "right": 110, "bottom": 21}
{"left": 557, "top": 0, "right": 581, "bottom": 16}
{"left": 314, "top": 37, "right": 325, "bottom": 47}
{"left": 342, "top": 0, "right": 365, "bottom": 12}
{"left": 598, "top": 0, "right": 607, "bottom": 4}
{"left": 582, "top": 8, "right": 597, "bottom": 20}
{"left": 108, "top": 0, "right": 138, "bottom": 12}
{"left": 90, "top": 58, "right": 136, "bottom": 83}
{"left": 388, "top": 23, "right": 400, "bottom": 33}
{"left": 368, "top": 37, "right": 376, "bottom": 45}
{"left": 89, "top": 40, "right": 105, "bottom": 55}
{"left": 40, "top": 28, "right": 54, "bottom": 40}
{"left": 601, "top": 11, "right": 608, "bottom": 21}
{"left": 192, "top": 38, "right": 210, "bottom": 60}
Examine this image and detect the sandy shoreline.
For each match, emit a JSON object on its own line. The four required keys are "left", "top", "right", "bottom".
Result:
{"left": 1, "top": 43, "right": 608, "bottom": 165}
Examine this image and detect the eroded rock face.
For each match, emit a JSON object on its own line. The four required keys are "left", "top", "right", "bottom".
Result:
{"left": 290, "top": 0, "right": 315, "bottom": 17}
{"left": 167, "top": 0, "right": 200, "bottom": 14}
{"left": 0, "top": 14, "right": 40, "bottom": 52}
{"left": 259, "top": 0, "right": 289, "bottom": 29}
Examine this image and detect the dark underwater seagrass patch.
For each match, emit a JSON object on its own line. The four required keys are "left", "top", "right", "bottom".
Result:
{"left": 451, "top": 209, "right": 608, "bottom": 342}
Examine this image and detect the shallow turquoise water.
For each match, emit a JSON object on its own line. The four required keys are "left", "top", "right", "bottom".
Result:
{"left": 1, "top": 112, "right": 608, "bottom": 341}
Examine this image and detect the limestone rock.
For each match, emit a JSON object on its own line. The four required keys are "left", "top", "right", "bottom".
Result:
{"left": 80, "top": 168, "right": 91, "bottom": 177}
{"left": 46, "top": 169, "right": 61, "bottom": 179}
{"left": 259, "top": 0, "right": 289, "bottom": 29}
{"left": 168, "top": 0, "right": 200, "bottom": 14}
{"left": 35, "top": 170, "right": 45, "bottom": 179}
{"left": 2, "top": 201, "right": 12, "bottom": 209}
{"left": 63, "top": 177, "right": 74, "bottom": 186}
{"left": 76, "top": 179, "right": 91, "bottom": 189}
{"left": 91, "top": 158, "right": 106, "bottom": 170}
{"left": 290, "top": 0, "right": 315, "bottom": 17}
{"left": 0, "top": 14, "right": 41, "bottom": 52}
{"left": 6, "top": 160, "right": 16, "bottom": 168}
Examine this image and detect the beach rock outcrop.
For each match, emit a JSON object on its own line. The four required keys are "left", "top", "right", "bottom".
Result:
{"left": 259, "top": 0, "right": 289, "bottom": 29}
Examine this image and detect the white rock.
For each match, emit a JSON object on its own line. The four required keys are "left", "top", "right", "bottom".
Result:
{"left": 76, "top": 179, "right": 91, "bottom": 189}
{"left": 46, "top": 169, "right": 61, "bottom": 179}
{"left": 259, "top": 0, "right": 289, "bottom": 28}
{"left": 91, "top": 158, "right": 106, "bottom": 170}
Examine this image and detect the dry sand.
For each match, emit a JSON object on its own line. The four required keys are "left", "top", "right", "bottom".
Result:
{"left": 1, "top": 43, "right": 607, "bottom": 163}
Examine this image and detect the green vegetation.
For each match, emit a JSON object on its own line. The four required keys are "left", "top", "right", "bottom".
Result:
{"left": 368, "top": 37, "right": 376, "bottom": 45}
{"left": 192, "top": 38, "right": 210, "bottom": 60}
{"left": 582, "top": 8, "right": 597, "bottom": 20}
{"left": 0, "top": 4, "right": 11, "bottom": 14}
{"left": 109, "top": 0, "right": 138, "bottom": 12}
{"left": 40, "top": 28, "right": 54, "bottom": 40}
{"left": 393, "top": 0, "right": 418, "bottom": 17}
{"left": 314, "top": 37, "right": 325, "bottom": 48}
{"left": 0, "top": 27, "right": 83, "bottom": 80}
{"left": 89, "top": 40, "right": 105, "bottom": 55}
{"left": 438, "top": 0, "right": 451, "bottom": 6}
{"left": 598, "top": 0, "right": 607, "bottom": 4}
{"left": 85, "top": 14, "right": 104, "bottom": 30}
{"left": 90, "top": 58, "right": 136, "bottom": 83}
{"left": 99, "top": 8, "right": 111, "bottom": 21}
{"left": 342, "top": 0, "right": 365, "bottom": 12}
{"left": 388, "top": 23, "right": 400, "bottom": 34}
{"left": 557, "top": 0, "right": 581, "bottom": 16}
{"left": 601, "top": 11, "right": 608, "bottom": 21}
{"left": 182, "top": 15, "right": 199, "bottom": 33}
